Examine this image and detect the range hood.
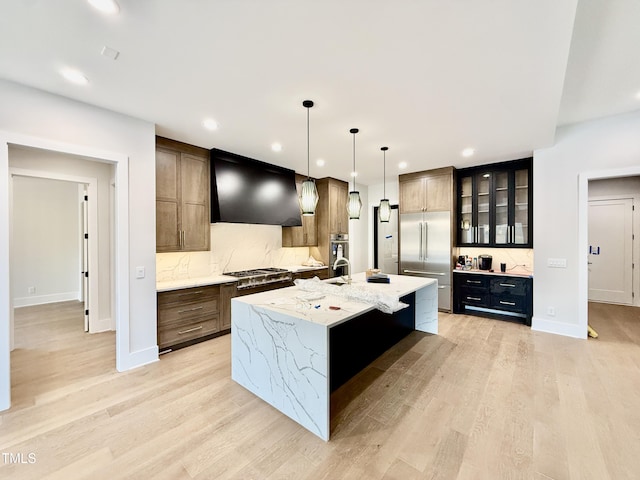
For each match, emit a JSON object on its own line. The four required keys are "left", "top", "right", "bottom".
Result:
{"left": 210, "top": 148, "right": 302, "bottom": 227}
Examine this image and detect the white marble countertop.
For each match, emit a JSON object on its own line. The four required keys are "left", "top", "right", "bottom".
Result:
{"left": 453, "top": 268, "right": 533, "bottom": 278}
{"left": 156, "top": 265, "right": 329, "bottom": 292}
{"left": 233, "top": 273, "right": 436, "bottom": 329}
{"left": 156, "top": 274, "right": 238, "bottom": 292}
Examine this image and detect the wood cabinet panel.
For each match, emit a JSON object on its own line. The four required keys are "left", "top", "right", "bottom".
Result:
{"left": 425, "top": 174, "right": 452, "bottom": 211}
{"left": 398, "top": 177, "right": 425, "bottom": 214}
{"left": 282, "top": 174, "right": 318, "bottom": 247}
{"left": 156, "top": 137, "right": 210, "bottom": 253}
{"left": 219, "top": 282, "right": 237, "bottom": 330}
{"left": 157, "top": 284, "right": 221, "bottom": 351}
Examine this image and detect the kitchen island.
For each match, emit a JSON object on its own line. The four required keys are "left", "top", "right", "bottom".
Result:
{"left": 231, "top": 273, "right": 438, "bottom": 440}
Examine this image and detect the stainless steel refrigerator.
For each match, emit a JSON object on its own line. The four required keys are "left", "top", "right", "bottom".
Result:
{"left": 400, "top": 211, "right": 451, "bottom": 311}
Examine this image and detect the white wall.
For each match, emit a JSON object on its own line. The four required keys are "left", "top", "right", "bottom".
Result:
{"left": 9, "top": 147, "right": 115, "bottom": 325}
{"left": 0, "top": 79, "right": 157, "bottom": 411}
{"left": 349, "top": 183, "right": 369, "bottom": 274}
{"left": 533, "top": 109, "right": 640, "bottom": 338}
{"left": 367, "top": 179, "right": 400, "bottom": 270}
{"left": 12, "top": 176, "right": 80, "bottom": 306}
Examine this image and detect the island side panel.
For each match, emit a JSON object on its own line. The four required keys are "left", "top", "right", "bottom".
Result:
{"left": 414, "top": 282, "right": 438, "bottom": 334}
{"left": 231, "top": 299, "right": 330, "bottom": 441}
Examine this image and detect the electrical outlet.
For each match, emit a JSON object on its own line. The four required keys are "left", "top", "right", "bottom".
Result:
{"left": 547, "top": 306, "right": 556, "bottom": 317}
{"left": 28, "top": 286, "right": 35, "bottom": 295}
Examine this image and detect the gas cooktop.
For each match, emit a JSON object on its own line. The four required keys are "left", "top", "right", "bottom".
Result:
{"left": 225, "top": 267, "right": 290, "bottom": 278}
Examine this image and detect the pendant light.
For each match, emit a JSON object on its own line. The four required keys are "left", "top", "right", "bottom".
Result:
{"left": 378, "top": 146, "right": 391, "bottom": 223}
{"left": 347, "top": 128, "right": 362, "bottom": 219}
{"left": 299, "top": 100, "right": 319, "bottom": 216}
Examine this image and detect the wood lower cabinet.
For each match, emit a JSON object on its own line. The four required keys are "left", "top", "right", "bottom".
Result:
{"left": 156, "top": 136, "right": 210, "bottom": 253}
{"left": 292, "top": 268, "right": 329, "bottom": 281}
{"left": 452, "top": 272, "right": 532, "bottom": 325}
{"left": 282, "top": 174, "right": 318, "bottom": 247}
{"left": 219, "top": 282, "right": 237, "bottom": 330}
{"left": 157, "top": 284, "right": 222, "bottom": 352}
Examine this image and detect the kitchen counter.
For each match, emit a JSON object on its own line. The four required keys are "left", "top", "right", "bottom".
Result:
{"left": 156, "top": 265, "right": 329, "bottom": 292}
{"left": 231, "top": 273, "right": 438, "bottom": 441}
{"left": 453, "top": 268, "right": 533, "bottom": 278}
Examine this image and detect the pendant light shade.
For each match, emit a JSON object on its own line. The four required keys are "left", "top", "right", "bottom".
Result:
{"left": 378, "top": 146, "right": 391, "bottom": 223}
{"left": 347, "top": 128, "right": 362, "bottom": 220}
{"left": 300, "top": 100, "right": 318, "bottom": 216}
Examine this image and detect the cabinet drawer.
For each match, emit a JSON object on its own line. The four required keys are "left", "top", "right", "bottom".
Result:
{"left": 158, "top": 299, "right": 219, "bottom": 327}
{"left": 460, "top": 291, "right": 490, "bottom": 306}
{"left": 459, "top": 275, "right": 490, "bottom": 289}
{"left": 489, "top": 277, "right": 528, "bottom": 295}
{"left": 489, "top": 295, "right": 528, "bottom": 313}
{"left": 158, "top": 285, "right": 219, "bottom": 307}
{"left": 158, "top": 315, "right": 220, "bottom": 348}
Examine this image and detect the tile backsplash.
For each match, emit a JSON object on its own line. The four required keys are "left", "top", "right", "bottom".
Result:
{"left": 156, "top": 223, "right": 311, "bottom": 282}
{"left": 456, "top": 247, "right": 533, "bottom": 275}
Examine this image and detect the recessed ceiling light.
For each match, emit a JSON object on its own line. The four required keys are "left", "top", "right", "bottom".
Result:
{"left": 462, "top": 148, "right": 475, "bottom": 157}
{"left": 398, "top": 162, "right": 407, "bottom": 170}
{"left": 636, "top": 91, "right": 640, "bottom": 100}
{"left": 88, "top": 0, "right": 120, "bottom": 15}
{"left": 61, "top": 68, "right": 89, "bottom": 85}
{"left": 316, "top": 159, "right": 325, "bottom": 167}
{"left": 202, "top": 118, "right": 218, "bottom": 131}
{"left": 271, "top": 142, "right": 282, "bottom": 152}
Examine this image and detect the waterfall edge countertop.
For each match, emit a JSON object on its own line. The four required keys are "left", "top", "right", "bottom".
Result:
{"left": 232, "top": 273, "right": 436, "bottom": 328}
{"left": 231, "top": 273, "right": 439, "bottom": 441}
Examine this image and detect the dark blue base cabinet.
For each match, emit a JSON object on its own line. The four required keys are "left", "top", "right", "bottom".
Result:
{"left": 453, "top": 272, "right": 532, "bottom": 326}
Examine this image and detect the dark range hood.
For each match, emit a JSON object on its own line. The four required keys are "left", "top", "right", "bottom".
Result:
{"left": 210, "top": 148, "right": 302, "bottom": 227}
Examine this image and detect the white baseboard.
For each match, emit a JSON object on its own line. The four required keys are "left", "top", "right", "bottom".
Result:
{"left": 531, "top": 316, "right": 587, "bottom": 339}
{"left": 117, "top": 345, "right": 158, "bottom": 372}
{"left": 13, "top": 291, "right": 79, "bottom": 308}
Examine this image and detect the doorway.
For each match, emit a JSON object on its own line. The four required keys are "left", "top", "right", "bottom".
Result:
{"left": 373, "top": 204, "right": 399, "bottom": 274}
{"left": 1, "top": 133, "right": 132, "bottom": 412}
{"left": 579, "top": 170, "right": 640, "bottom": 339}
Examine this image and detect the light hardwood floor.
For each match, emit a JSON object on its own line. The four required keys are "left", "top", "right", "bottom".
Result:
{"left": 1, "top": 301, "right": 639, "bottom": 479}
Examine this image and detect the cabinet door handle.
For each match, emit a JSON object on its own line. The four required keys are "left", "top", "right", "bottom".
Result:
{"left": 499, "top": 283, "right": 516, "bottom": 287}
{"left": 178, "top": 325, "right": 203, "bottom": 335}
{"left": 178, "top": 306, "right": 204, "bottom": 314}
{"left": 177, "top": 291, "right": 203, "bottom": 297}
{"left": 499, "top": 300, "right": 516, "bottom": 306}
{"left": 511, "top": 225, "right": 515, "bottom": 244}
{"left": 466, "top": 280, "right": 482, "bottom": 284}
{"left": 466, "top": 296, "right": 482, "bottom": 301}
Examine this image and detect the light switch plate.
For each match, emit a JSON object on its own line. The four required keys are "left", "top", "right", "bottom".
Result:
{"left": 135, "top": 266, "right": 145, "bottom": 279}
{"left": 547, "top": 258, "right": 567, "bottom": 268}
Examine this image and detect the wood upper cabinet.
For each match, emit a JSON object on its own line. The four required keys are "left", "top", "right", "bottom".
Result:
{"left": 156, "top": 137, "right": 210, "bottom": 253}
{"left": 399, "top": 168, "right": 454, "bottom": 214}
{"left": 282, "top": 174, "right": 318, "bottom": 247}
{"left": 328, "top": 181, "right": 349, "bottom": 234}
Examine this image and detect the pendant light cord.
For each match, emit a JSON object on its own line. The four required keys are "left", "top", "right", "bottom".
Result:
{"left": 383, "top": 149, "right": 386, "bottom": 198}
{"left": 306, "top": 106, "right": 310, "bottom": 179}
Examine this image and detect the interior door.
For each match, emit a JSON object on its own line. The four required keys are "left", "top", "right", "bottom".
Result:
{"left": 588, "top": 198, "right": 633, "bottom": 304}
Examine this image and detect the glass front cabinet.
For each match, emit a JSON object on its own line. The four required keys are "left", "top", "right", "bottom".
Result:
{"left": 457, "top": 158, "right": 532, "bottom": 248}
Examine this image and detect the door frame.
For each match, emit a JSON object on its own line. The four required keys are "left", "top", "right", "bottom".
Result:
{"left": 578, "top": 165, "right": 640, "bottom": 337}
{"left": 9, "top": 168, "right": 99, "bottom": 339}
{"left": 1, "top": 131, "right": 130, "bottom": 412}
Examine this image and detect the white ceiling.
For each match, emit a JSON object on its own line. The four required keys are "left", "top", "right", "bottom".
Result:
{"left": 0, "top": 0, "right": 638, "bottom": 186}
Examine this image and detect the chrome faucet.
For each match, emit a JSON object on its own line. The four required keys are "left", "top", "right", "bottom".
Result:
{"left": 332, "top": 256, "right": 352, "bottom": 284}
